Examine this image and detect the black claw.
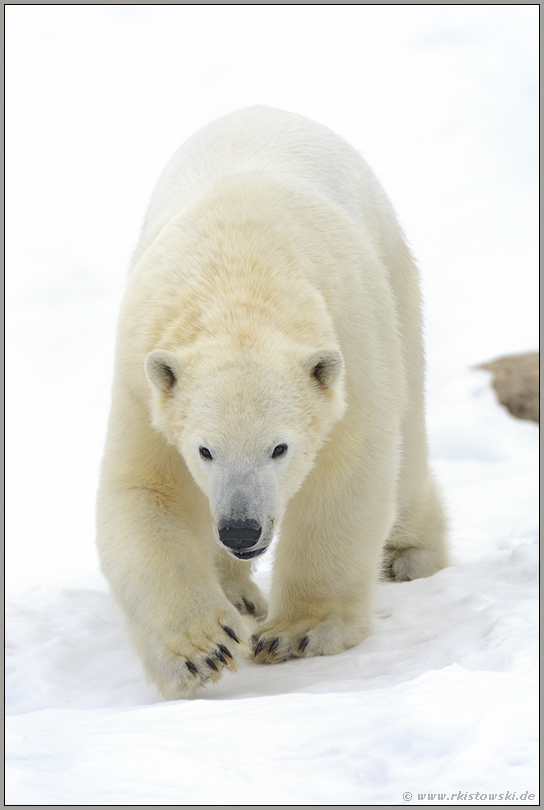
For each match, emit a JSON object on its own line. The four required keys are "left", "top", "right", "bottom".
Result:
{"left": 214, "top": 650, "right": 228, "bottom": 665}
{"left": 223, "top": 626, "right": 240, "bottom": 643}
{"left": 299, "top": 636, "right": 310, "bottom": 652}
{"left": 268, "top": 638, "right": 280, "bottom": 654}
{"left": 186, "top": 661, "right": 198, "bottom": 675}
{"left": 254, "top": 638, "right": 265, "bottom": 656}
{"left": 218, "top": 643, "right": 233, "bottom": 659}
{"left": 243, "top": 599, "right": 256, "bottom": 614}
{"left": 205, "top": 657, "right": 219, "bottom": 672}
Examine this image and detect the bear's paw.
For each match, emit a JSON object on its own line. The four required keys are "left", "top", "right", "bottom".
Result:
{"left": 382, "top": 545, "right": 446, "bottom": 582}
{"left": 222, "top": 579, "right": 268, "bottom": 621}
{"left": 142, "top": 606, "right": 251, "bottom": 699}
{"left": 250, "top": 614, "right": 369, "bottom": 664}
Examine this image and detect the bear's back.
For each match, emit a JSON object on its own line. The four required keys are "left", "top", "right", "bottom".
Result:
{"left": 134, "top": 107, "right": 396, "bottom": 268}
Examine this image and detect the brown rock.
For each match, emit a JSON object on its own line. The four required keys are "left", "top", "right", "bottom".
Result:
{"left": 476, "top": 352, "right": 539, "bottom": 423}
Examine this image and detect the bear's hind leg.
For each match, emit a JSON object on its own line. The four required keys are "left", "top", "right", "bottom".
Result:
{"left": 215, "top": 547, "right": 268, "bottom": 621}
{"left": 383, "top": 475, "right": 448, "bottom": 582}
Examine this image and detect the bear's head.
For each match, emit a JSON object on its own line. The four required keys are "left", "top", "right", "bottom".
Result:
{"left": 144, "top": 341, "right": 345, "bottom": 560}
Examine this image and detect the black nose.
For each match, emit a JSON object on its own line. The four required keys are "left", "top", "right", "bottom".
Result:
{"left": 218, "top": 519, "right": 262, "bottom": 550}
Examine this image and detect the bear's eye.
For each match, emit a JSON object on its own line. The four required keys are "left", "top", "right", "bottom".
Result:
{"left": 272, "top": 443, "right": 288, "bottom": 459}
{"left": 199, "top": 447, "right": 213, "bottom": 461}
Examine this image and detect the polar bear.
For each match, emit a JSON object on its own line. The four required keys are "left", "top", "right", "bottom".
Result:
{"left": 97, "top": 107, "right": 448, "bottom": 699}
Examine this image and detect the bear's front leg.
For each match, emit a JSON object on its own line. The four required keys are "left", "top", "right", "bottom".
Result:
{"left": 251, "top": 458, "right": 397, "bottom": 664}
{"left": 97, "top": 483, "right": 250, "bottom": 699}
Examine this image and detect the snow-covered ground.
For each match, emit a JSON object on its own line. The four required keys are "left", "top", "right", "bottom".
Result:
{"left": 6, "top": 7, "right": 539, "bottom": 805}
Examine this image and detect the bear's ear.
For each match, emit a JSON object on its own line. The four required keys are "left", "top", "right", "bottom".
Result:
{"left": 145, "top": 350, "right": 182, "bottom": 394}
{"left": 302, "top": 348, "right": 344, "bottom": 389}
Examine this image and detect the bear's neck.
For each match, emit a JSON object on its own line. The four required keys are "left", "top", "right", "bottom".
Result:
{"left": 129, "top": 174, "right": 342, "bottom": 357}
{"left": 159, "top": 230, "right": 335, "bottom": 351}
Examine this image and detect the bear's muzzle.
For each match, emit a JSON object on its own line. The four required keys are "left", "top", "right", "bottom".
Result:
{"left": 218, "top": 518, "right": 262, "bottom": 550}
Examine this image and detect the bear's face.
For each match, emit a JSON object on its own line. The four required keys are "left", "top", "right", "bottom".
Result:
{"left": 145, "top": 344, "right": 345, "bottom": 560}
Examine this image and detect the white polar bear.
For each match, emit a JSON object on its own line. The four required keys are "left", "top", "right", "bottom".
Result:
{"left": 97, "top": 107, "right": 448, "bottom": 699}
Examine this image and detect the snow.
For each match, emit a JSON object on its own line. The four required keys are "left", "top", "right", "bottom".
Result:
{"left": 5, "top": 6, "right": 538, "bottom": 805}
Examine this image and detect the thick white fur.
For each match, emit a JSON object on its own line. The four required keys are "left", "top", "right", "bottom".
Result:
{"left": 97, "top": 107, "right": 448, "bottom": 698}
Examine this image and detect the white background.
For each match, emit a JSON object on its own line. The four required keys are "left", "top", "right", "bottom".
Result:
{"left": 6, "top": 6, "right": 539, "bottom": 805}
